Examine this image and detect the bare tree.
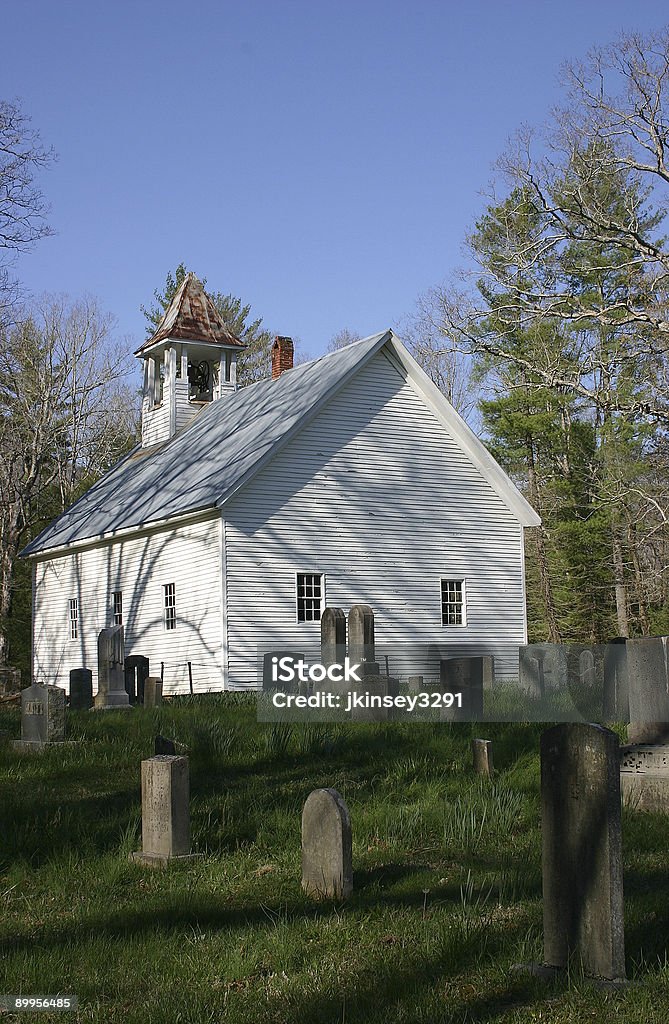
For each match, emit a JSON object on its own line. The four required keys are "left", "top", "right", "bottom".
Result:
{"left": 0, "top": 296, "right": 138, "bottom": 665}
{"left": 0, "top": 99, "right": 54, "bottom": 329}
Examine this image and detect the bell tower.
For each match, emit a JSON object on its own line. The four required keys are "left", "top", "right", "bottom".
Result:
{"left": 135, "top": 274, "right": 246, "bottom": 448}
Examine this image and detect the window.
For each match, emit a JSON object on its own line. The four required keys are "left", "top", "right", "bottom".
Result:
{"left": 164, "top": 583, "right": 177, "bottom": 630}
{"left": 69, "top": 598, "right": 78, "bottom": 640}
{"left": 441, "top": 579, "right": 465, "bottom": 626}
{"left": 296, "top": 573, "right": 323, "bottom": 622}
{"left": 112, "top": 590, "right": 123, "bottom": 626}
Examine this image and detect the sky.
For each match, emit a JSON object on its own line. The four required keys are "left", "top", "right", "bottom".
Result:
{"left": 3, "top": 0, "right": 669, "bottom": 366}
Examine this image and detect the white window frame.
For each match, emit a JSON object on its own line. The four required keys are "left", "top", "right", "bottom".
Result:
{"left": 163, "top": 582, "right": 177, "bottom": 631}
{"left": 295, "top": 571, "right": 325, "bottom": 623}
{"left": 112, "top": 590, "right": 123, "bottom": 626}
{"left": 68, "top": 598, "right": 79, "bottom": 640}
{"left": 440, "top": 578, "right": 466, "bottom": 627}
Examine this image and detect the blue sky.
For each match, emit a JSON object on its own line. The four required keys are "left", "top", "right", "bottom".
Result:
{"left": 3, "top": 1, "right": 668, "bottom": 363}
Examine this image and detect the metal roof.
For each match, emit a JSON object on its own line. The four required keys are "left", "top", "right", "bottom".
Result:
{"left": 134, "top": 273, "right": 245, "bottom": 354}
{"left": 23, "top": 332, "right": 392, "bottom": 557}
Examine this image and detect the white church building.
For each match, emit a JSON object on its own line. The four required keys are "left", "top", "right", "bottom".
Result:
{"left": 23, "top": 274, "right": 540, "bottom": 694}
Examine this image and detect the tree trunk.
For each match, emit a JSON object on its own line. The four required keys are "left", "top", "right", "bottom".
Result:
{"left": 527, "top": 444, "right": 561, "bottom": 643}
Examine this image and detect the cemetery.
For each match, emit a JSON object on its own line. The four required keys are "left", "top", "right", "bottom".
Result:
{"left": 1, "top": 619, "right": 669, "bottom": 1021}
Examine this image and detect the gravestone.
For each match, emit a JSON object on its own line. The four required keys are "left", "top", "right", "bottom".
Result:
{"left": 626, "top": 637, "right": 669, "bottom": 744}
{"left": 321, "top": 608, "right": 347, "bottom": 670}
{"left": 69, "top": 668, "right": 93, "bottom": 710}
{"left": 482, "top": 655, "right": 495, "bottom": 690}
{"left": 20, "top": 683, "right": 66, "bottom": 746}
{"left": 348, "top": 605, "right": 377, "bottom": 672}
{"left": 95, "top": 625, "right": 130, "bottom": 710}
{"left": 620, "top": 744, "right": 669, "bottom": 812}
{"left": 301, "top": 788, "right": 352, "bottom": 899}
{"left": 155, "top": 735, "right": 177, "bottom": 755}
{"left": 125, "top": 655, "right": 150, "bottom": 705}
{"left": 262, "top": 650, "right": 305, "bottom": 692}
{"left": 407, "top": 675, "right": 424, "bottom": 694}
{"left": 349, "top": 674, "right": 400, "bottom": 722}
{"left": 541, "top": 723, "right": 625, "bottom": 982}
{"left": 130, "top": 755, "right": 196, "bottom": 864}
{"left": 603, "top": 640, "right": 629, "bottom": 721}
{"left": 143, "top": 677, "right": 163, "bottom": 708}
{"left": 472, "top": 738, "right": 493, "bottom": 776}
{"left": 519, "top": 644, "right": 568, "bottom": 697}
{"left": 440, "top": 658, "right": 483, "bottom": 721}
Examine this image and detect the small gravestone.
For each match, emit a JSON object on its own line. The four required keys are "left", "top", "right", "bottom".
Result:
{"left": 130, "top": 755, "right": 197, "bottom": 865}
{"left": 155, "top": 735, "right": 176, "bottom": 755}
{"left": 19, "top": 683, "right": 66, "bottom": 746}
{"left": 301, "top": 788, "right": 352, "bottom": 900}
{"left": 143, "top": 677, "right": 163, "bottom": 707}
{"left": 348, "top": 605, "right": 375, "bottom": 669}
{"left": 540, "top": 723, "right": 625, "bottom": 982}
{"left": 626, "top": 637, "right": 669, "bottom": 744}
{"left": 95, "top": 625, "right": 130, "bottom": 710}
{"left": 440, "top": 658, "right": 483, "bottom": 721}
{"left": 620, "top": 744, "right": 669, "bottom": 812}
{"left": 321, "top": 608, "right": 347, "bottom": 671}
{"left": 482, "top": 655, "right": 495, "bottom": 690}
{"left": 519, "top": 644, "right": 568, "bottom": 697}
{"left": 349, "top": 674, "right": 399, "bottom": 722}
{"left": 69, "top": 668, "right": 93, "bottom": 710}
{"left": 262, "top": 650, "right": 305, "bottom": 692}
{"left": 407, "top": 675, "right": 423, "bottom": 694}
{"left": 125, "top": 655, "right": 150, "bottom": 705}
{"left": 472, "top": 738, "right": 493, "bottom": 776}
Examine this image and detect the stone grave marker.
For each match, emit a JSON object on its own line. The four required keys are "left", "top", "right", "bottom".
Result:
{"left": 301, "top": 788, "right": 352, "bottom": 899}
{"left": 482, "top": 655, "right": 495, "bottom": 690}
{"left": 471, "top": 738, "right": 493, "bottom": 776}
{"left": 541, "top": 723, "right": 625, "bottom": 982}
{"left": 349, "top": 673, "right": 400, "bottom": 722}
{"left": 321, "top": 607, "right": 346, "bottom": 670}
{"left": 143, "top": 677, "right": 163, "bottom": 708}
{"left": 440, "top": 657, "right": 483, "bottom": 721}
{"left": 95, "top": 625, "right": 130, "bottom": 710}
{"left": 620, "top": 743, "right": 669, "bottom": 812}
{"left": 69, "top": 668, "right": 93, "bottom": 710}
{"left": 519, "top": 644, "right": 568, "bottom": 697}
{"left": 603, "top": 640, "right": 629, "bottom": 722}
{"left": 348, "top": 605, "right": 377, "bottom": 674}
{"left": 262, "top": 650, "right": 305, "bottom": 692}
{"left": 125, "top": 655, "right": 150, "bottom": 705}
{"left": 626, "top": 637, "right": 669, "bottom": 744}
{"left": 20, "top": 683, "right": 66, "bottom": 746}
{"left": 130, "top": 755, "right": 196, "bottom": 865}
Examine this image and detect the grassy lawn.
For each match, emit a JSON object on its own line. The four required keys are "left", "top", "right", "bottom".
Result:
{"left": 0, "top": 697, "right": 668, "bottom": 1023}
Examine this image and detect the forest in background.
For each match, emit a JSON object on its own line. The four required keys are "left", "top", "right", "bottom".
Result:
{"left": 2, "top": 25, "right": 669, "bottom": 682}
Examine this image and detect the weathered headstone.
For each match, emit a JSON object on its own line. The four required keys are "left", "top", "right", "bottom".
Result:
{"left": 321, "top": 608, "right": 347, "bottom": 669}
{"left": 69, "top": 668, "right": 93, "bottom": 710}
{"left": 626, "top": 637, "right": 669, "bottom": 744}
{"left": 130, "top": 755, "right": 195, "bottom": 864}
{"left": 620, "top": 743, "right": 669, "bottom": 812}
{"left": 262, "top": 650, "right": 305, "bottom": 692}
{"left": 472, "top": 738, "right": 493, "bottom": 776}
{"left": 143, "top": 677, "right": 163, "bottom": 708}
{"left": 125, "top": 655, "right": 150, "bottom": 705}
{"left": 20, "top": 683, "right": 66, "bottom": 746}
{"left": 407, "top": 675, "right": 424, "bottom": 694}
{"left": 440, "top": 657, "right": 483, "bottom": 721}
{"left": 519, "top": 644, "right": 568, "bottom": 697}
{"left": 301, "top": 788, "right": 352, "bottom": 899}
{"left": 603, "top": 640, "right": 628, "bottom": 721}
{"left": 348, "top": 605, "right": 376, "bottom": 672}
{"left": 541, "top": 723, "right": 625, "bottom": 982}
{"left": 349, "top": 674, "right": 399, "bottom": 722}
{"left": 95, "top": 625, "right": 130, "bottom": 710}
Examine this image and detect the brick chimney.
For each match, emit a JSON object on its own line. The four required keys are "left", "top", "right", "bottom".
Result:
{"left": 272, "top": 336, "right": 294, "bottom": 380}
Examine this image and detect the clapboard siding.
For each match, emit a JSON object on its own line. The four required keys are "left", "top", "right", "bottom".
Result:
{"left": 33, "top": 515, "right": 223, "bottom": 695}
{"left": 223, "top": 350, "right": 526, "bottom": 688}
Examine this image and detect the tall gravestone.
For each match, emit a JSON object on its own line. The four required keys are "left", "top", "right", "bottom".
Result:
{"left": 348, "top": 605, "right": 377, "bottom": 675}
{"left": 626, "top": 637, "right": 669, "bottom": 744}
{"left": 20, "top": 683, "right": 66, "bottom": 746}
{"left": 321, "top": 608, "right": 346, "bottom": 670}
{"left": 130, "top": 755, "right": 195, "bottom": 864}
{"left": 603, "top": 640, "right": 628, "bottom": 721}
{"left": 541, "top": 723, "right": 625, "bottom": 982}
{"left": 301, "top": 788, "right": 353, "bottom": 900}
{"left": 95, "top": 626, "right": 130, "bottom": 710}
{"left": 69, "top": 668, "right": 93, "bottom": 710}
{"left": 125, "top": 655, "right": 150, "bottom": 705}
{"left": 440, "top": 658, "right": 483, "bottom": 721}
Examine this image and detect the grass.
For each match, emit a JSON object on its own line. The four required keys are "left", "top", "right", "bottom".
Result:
{"left": 0, "top": 697, "right": 667, "bottom": 1023}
